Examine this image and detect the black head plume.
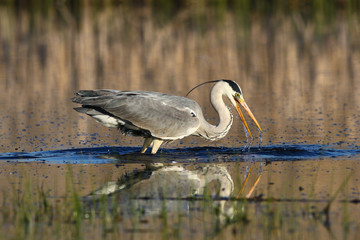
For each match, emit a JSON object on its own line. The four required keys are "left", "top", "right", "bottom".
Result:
{"left": 186, "top": 79, "right": 240, "bottom": 97}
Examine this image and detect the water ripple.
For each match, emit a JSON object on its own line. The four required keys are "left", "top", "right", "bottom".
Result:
{"left": 0, "top": 144, "right": 359, "bottom": 164}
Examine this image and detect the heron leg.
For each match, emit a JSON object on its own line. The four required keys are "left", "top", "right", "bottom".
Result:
{"left": 141, "top": 138, "right": 153, "bottom": 153}
{"left": 151, "top": 139, "right": 163, "bottom": 154}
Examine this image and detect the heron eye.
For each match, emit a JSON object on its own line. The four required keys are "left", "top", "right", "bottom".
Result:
{"left": 235, "top": 93, "right": 240, "bottom": 98}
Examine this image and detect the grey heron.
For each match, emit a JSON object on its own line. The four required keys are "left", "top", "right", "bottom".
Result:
{"left": 72, "top": 79, "right": 262, "bottom": 154}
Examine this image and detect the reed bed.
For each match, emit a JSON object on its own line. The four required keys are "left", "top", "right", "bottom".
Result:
{"left": 0, "top": 3, "right": 359, "bottom": 152}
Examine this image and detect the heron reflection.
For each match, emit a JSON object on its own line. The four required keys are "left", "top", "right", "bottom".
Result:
{"left": 90, "top": 164, "right": 233, "bottom": 199}
{"left": 83, "top": 163, "right": 264, "bottom": 224}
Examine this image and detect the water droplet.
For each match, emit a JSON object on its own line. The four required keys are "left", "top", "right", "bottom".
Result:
{"left": 242, "top": 123, "right": 252, "bottom": 151}
{"left": 258, "top": 129, "right": 263, "bottom": 149}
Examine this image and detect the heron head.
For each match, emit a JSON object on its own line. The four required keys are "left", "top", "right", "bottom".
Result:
{"left": 223, "top": 80, "right": 262, "bottom": 138}
{"left": 186, "top": 79, "right": 262, "bottom": 138}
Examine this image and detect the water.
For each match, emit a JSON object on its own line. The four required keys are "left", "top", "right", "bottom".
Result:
{"left": 0, "top": 2, "right": 360, "bottom": 240}
{"left": 1, "top": 150, "right": 359, "bottom": 239}
{"left": 0, "top": 145, "right": 359, "bottom": 164}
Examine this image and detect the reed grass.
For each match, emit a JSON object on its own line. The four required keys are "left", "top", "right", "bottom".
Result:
{"left": 0, "top": 2, "right": 359, "bottom": 151}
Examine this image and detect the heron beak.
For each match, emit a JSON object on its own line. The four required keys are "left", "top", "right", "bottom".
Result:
{"left": 234, "top": 96, "right": 262, "bottom": 138}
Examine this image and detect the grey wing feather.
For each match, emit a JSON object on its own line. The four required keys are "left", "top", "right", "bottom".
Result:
{"left": 72, "top": 90, "right": 200, "bottom": 140}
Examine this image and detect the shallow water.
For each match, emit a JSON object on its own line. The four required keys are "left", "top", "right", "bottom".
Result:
{"left": 1, "top": 153, "right": 360, "bottom": 239}
{"left": 1, "top": 2, "right": 360, "bottom": 240}
{"left": 0, "top": 144, "right": 359, "bottom": 164}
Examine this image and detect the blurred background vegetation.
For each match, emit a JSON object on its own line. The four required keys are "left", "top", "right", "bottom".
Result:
{"left": 0, "top": 0, "right": 359, "bottom": 151}
{"left": 2, "top": 0, "right": 360, "bottom": 27}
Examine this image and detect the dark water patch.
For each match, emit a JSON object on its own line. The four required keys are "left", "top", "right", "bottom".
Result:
{"left": 0, "top": 144, "right": 359, "bottom": 164}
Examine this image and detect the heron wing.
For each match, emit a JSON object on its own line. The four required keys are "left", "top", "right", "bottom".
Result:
{"left": 72, "top": 90, "right": 201, "bottom": 140}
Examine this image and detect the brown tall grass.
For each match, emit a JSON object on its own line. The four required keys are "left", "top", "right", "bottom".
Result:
{"left": 0, "top": 5, "right": 359, "bottom": 152}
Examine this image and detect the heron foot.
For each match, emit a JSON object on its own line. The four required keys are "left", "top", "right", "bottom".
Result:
{"left": 151, "top": 139, "right": 163, "bottom": 154}
{"left": 141, "top": 138, "right": 153, "bottom": 153}
{"left": 141, "top": 138, "right": 163, "bottom": 154}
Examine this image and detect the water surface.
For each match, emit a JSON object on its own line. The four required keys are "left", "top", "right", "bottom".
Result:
{"left": 0, "top": 144, "right": 359, "bottom": 164}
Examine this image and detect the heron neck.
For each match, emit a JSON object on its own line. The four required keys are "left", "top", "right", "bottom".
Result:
{"left": 196, "top": 85, "right": 233, "bottom": 141}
